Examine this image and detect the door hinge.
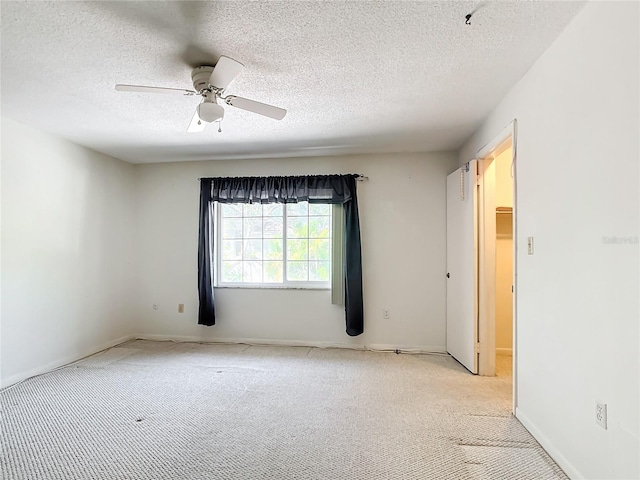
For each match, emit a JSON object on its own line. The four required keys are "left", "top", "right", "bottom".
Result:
{"left": 474, "top": 342, "right": 481, "bottom": 354}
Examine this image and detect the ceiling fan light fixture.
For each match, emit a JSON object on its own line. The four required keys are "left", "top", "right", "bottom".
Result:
{"left": 197, "top": 102, "right": 225, "bottom": 123}
{"left": 115, "top": 55, "right": 286, "bottom": 131}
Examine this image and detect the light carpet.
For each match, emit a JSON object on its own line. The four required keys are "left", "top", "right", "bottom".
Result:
{"left": 1, "top": 340, "right": 566, "bottom": 479}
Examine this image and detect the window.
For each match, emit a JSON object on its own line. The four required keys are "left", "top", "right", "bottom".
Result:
{"left": 216, "top": 202, "right": 332, "bottom": 288}
{"left": 198, "top": 174, "right": 361, "bottom": 331}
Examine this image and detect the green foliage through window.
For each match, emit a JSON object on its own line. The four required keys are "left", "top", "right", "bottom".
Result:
{"left": 218, "top": 202, "right": 331, "bottom": 286}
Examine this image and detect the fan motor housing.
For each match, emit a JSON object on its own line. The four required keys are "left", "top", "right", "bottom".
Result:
{"left": 191, "top": 66, "right": 215, "bottom": 92}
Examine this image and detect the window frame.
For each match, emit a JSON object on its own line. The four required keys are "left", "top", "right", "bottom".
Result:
{"left": 213, "top": 201, "right": 332, "bottom": 290}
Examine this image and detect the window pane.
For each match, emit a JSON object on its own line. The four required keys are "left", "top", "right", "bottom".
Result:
{"left": 309, "top": 216, "right": 330, "bottom": 238}
{"left": 287, "top": 239, "right": 308, "bottom": 261}
{"left": 263, "top": 204, "right": 283, "bottom": 217}
{"left": 243, "top": 204, "right": 262, "bottom": 217}
{"left": 243, "top": 261, "right": 262, "bottom": 283}
{"left": 264, "top": 261, "right": 283, "bottom": 283}
{"left": 221, "top": 204, "right": 242, "bottom": 217}
{"left": 218, "top": 198, "right": 332, "bottom": 287}
{"left": 263, "top": 217, "right": 283, "bottom": 238}
{"left": 222, "top": 240, "right": 243, "bottom": 260}
{"left": 286, "top": 202, "right": 308, "bottom": 216}
{"left": 222, "top": 218, "right": 242, "bottom": 239}
{"left": 287, "top": 261, "right": 308, "bottom": 281}
{"left": 243, "top": 239, "right": 262, "bottom": 260}
{"left": 221, "top": 261, "right": 242, "bottom": 282}
{"left": 287, "top": 217, "right": 308, "bottom": 238}
{"left": 309, "top": 239, "right": 330, "bottom": 261}
{"left": 263, "top": 239, "right": 283, "bottom": 260}
{"left": 309, "top": 261, "right": 330, "bottom": 282}
{"left": 309, "top": 204, "right": 331, "bottom": 215}
{"left": 243, "top": 217, "right": 262, "bottom": 238}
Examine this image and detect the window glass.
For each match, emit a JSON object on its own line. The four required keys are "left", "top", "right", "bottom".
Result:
{"left": 217, "top": 201, "right": 331, "bottom": 287}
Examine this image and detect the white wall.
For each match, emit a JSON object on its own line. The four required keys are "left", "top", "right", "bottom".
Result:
{"left": 134, "top": 152, "right": 457, "bottom": 351}
{"left": 495, "top": 147, "right": 513, "bottom": 354}
{"left": 495, "top": 213, "right": 512, "bottom": 353}
{"left": 495, "top": 147, "right": 513, "bottom": 209}
{"left": 1, "top": 119, "right": 137, "bottom": 387}
{"left": 459, "top": 2, "right": 639, "bottom": 478}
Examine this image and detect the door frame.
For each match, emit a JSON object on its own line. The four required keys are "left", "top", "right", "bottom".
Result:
{"left": 475, "top": 120, "right": 518, "bottom": 412}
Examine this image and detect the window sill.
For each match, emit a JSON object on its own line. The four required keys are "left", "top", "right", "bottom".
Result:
{"left": 215, "top": 285, "right": 330, "bottom": 291}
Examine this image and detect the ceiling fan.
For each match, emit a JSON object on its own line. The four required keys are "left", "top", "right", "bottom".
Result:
{"left": 115, "top": 56, "right": 286, "bottom": 132}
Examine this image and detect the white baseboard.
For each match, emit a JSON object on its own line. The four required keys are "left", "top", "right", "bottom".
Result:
{"left": 1, "top": 335, "right": 133, "bottom": 389}
{"left": 496, "top": 347, "right": 513, "bottom": 356}
{"left": 515, "top": 407, "right": 582, "bottom": 479}
{"left": 133, "top": 333, "right": 447, "bottom": 355}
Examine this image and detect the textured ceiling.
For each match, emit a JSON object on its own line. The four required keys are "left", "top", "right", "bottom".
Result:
{"left": 1, "top": 1, "right": 584, "bottom": 163}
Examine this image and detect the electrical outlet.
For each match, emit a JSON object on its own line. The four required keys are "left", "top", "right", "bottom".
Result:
{"left": 596, "top": 403, "right": 607, "bottom": 429}
{"left": 383, "top": 309, "right": 391, "bottom": 319}
{"left": 178, "top": 304, "right": 184, "bottom": 313}
{"left": 153, "top": 304, "right": 159, "bottom": 310}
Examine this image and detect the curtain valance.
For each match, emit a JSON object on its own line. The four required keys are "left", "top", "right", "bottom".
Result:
{"left": 201, "top": 174, "right": 356, "bottom": 204}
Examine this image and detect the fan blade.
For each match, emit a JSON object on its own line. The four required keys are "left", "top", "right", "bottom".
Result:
{"left": 187, "top": 108, "right": 206, "bottom": 133}
{"left": 208, "top": 56, "right": 244, "bottom": 90}
{"left": 115, "top": 84, "right": 195, "bottom": 95}
{"left": 225, "top": 96, "right": 287, "bottom": 120}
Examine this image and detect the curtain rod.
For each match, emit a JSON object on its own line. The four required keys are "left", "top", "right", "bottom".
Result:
{"left": 197, "top": 174, "right": 368, "bottom": 181}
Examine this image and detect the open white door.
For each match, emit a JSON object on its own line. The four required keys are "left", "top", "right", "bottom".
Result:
{"left": 446, "top": 160, "right": 478, "bottom": 374}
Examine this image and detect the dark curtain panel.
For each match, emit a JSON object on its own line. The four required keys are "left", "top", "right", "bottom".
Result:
{"left": 197, "top": 174, "right": 364, "bottom": 336}
{"left": 198, "top": 181, "right": 215, "bottom": 325}
{"left": 342, "top": 176, "right": 363, "bottom": 336}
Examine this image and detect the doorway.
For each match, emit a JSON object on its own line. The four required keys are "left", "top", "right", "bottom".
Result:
{"left": 476, "top": 130, "right": 516, "bottom": 406}
{"left": 445, "top": 121, "right": 517, "bottom": 409}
